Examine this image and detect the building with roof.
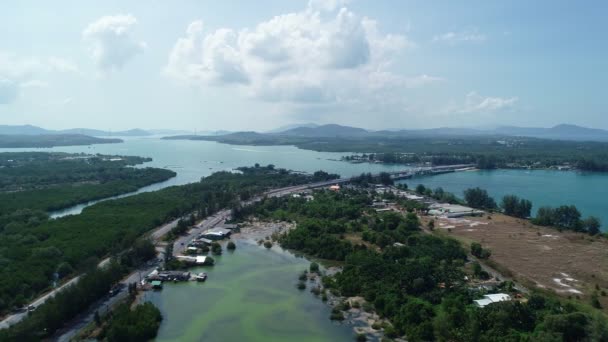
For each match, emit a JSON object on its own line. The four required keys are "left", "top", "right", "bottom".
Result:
{"left": 474, "top": 293, "right": 511, "bottom": 308}
{"left": 200, "top": 227, "right": 232, "bottom": 240}
{"left": 428, "top": 203, "right": 484, "bottom": 218}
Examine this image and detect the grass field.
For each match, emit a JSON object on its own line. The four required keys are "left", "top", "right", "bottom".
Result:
{"left": 424, "top": 213, "right": 608, "bottom": 310}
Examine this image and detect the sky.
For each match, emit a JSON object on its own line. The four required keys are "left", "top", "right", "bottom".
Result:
{"left": 0, "top": 0, "right": 606, "bottom": 131}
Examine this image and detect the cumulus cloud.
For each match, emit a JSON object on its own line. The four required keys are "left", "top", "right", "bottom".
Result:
{"left": 0, "top": 52, "right": 78, "bottom": 105}
{"left": 307, "top": 0, "right": 350, "bottom": 12}
{"left": 404, "top": 74, "right": 444, "bottom": 88}
{"left": 458, "top": 91, "right": 518, "bottom": 113}
{"left": 0, "top": 78, "right": 18, "bottom": 104}
{"left": 164, "top": 4, "right": 417, "bottom": 105}
{"left": 433, "top": 29, "right": 486, "bottom": 45}
{"left": 83, "top": 14, "right": 145, "bottom": 71}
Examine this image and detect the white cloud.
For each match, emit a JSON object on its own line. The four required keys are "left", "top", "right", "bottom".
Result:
{"left": 433, "top": 29, "right": 486, "bottom": 45}
{"left": 307, "top": 0, "right": 350, "bottom": 12}
{"left": 0, "top": 78, "right": 18, "bottom": 104}
{"left": 165, "top": 4, "right": 418, "bottom": 107}
{"left": 404, "top": 74, "right": 444, "bottom": 88}
{"left": 458, "top": 91, "right": 518, "bottom": 113}
{"left": 20, "top": 80, "right": 49, "bottom": 89}
{"left": 0, "top": 52, "right": 79, "bottom": 104}
{"left": 0, "top": 53, "right": 79, "bottom": 79}
{"left": 83, "top": 14, "right": 145, "bottom": 71}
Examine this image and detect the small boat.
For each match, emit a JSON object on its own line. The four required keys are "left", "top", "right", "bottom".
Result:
{"left": 195, "top": 272, "right": 208, "bottom": 282}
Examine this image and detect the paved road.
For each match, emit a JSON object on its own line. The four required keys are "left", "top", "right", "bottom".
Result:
{"left": 0, "top": 175, "right": 418, "bottom": 330}
{"left": 0, "top": 218, "right": 180, "bottom": 330}
{"left": 52, "top": 181, "right": 335, "bottom": 340}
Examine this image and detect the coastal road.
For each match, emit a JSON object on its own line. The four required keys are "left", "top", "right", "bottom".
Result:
{"left": 0, "top": 218, "right": 180, "bottom": 330}
{"left": 0, "top": 178, "right": 344, "bottom": 333}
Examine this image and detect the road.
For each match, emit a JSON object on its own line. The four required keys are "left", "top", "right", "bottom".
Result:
{"left": 0, "top": 218, "right": 180, "bottom": 330}
{"left": 52, "top": 180, "right": 337, "bottom": 340}
{"left": 0, "top": 169, "right": 467, "bottom": 331}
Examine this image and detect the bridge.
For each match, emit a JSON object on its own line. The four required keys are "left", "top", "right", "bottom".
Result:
{"left": 386, "top": 164, "right": 476, "bottom": 180}
{"left": 276, "top": 164, "right": 478, "bottom": 191}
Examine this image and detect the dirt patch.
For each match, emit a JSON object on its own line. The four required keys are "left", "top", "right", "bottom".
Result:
{"left": 232, "top": 219, "right": 296, "bottom": 242}
{"left": 427, "top": 214, "right": 608, "bottom": 306}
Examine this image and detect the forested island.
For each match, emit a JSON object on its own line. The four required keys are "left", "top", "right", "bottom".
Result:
{"left": 165, "top": 133, "right": 608, "bottom": 172}
{"left": 0, "top": 152, "right": 175, "bottom": 214}
{"left": 0, "top": 134, "right": 122, "bottom": 148}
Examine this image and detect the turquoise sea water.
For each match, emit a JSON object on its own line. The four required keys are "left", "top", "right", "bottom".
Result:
{"left": 2, "top": 137, "right": 606, "bottom": 227}
{"left": 405, "top": 169, "right": 608, "bottom": 228}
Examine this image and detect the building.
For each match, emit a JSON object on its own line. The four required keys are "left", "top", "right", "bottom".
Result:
{"left": 200, "top": 227, "right": 232, "bottom": 240}
{"left": 176, "top": 255, "right": 214, "bottom": 266}
{"left": 151, "top": 280, "right": 163, "bottom": 289}
{"left": 428, "top": 203, "right": 484, "bottom": 218}
{"left": 190, "top": 238, "right": 213, "bottom": 246}
{"left": 474, "top": 293, "right": 511, "bottom": 308}
{"left": 329, "top": 184, "right": 341, "bottom": 191}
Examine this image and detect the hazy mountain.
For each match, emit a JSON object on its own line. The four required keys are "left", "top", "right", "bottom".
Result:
{"left": 495, "top": 124, "right": 608, "bottom": 141}
{"left": 61, "top": 128, "right": 152, "bottom": 136}
{"left": 0, "top": 125, "right": 154, "bottom": 137}
{"left": 377, "top": 127, "right": 489, "bottom": 137}
{"left": 277, "top": 124, "right": 369, "bottom": 137}
{"left": 0, "top": 125, "right": 51, "bottom": 135}
{"left": 266, "top": 123, "right": 319, "bottom": 133}
{"left": 148, "top": 129, "right": 193, "bottom": 135}
{"left": 0, "top": 134, "right": 122, "bottom": 148}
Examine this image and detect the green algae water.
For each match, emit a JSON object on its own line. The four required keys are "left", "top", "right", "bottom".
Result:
{"left": 145, "top": 241, "right": 353, "bottom": 342}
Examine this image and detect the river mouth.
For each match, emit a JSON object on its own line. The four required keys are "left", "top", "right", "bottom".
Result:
{"left": 145, "top": 240, "right": 354, "bottom": 342}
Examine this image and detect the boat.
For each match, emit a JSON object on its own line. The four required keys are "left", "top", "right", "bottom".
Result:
{"left": 195, "top": 272, "right": 208, "bottom": 282}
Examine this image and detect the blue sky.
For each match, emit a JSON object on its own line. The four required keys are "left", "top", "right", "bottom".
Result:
{"left": 0, "top": 0, "right": 606, "bottom": 131}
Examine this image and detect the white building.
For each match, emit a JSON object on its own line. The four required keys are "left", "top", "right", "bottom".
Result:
{"left": 474, "top": 293, "right": 512, "bottom": 308}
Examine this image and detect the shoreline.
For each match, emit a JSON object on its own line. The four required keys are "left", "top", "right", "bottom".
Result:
{"left": 232, "top": 219, "right": 392, "bottom": 341}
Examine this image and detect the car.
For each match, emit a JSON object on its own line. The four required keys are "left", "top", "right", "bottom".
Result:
{"left": 27, "top": 305, "right": 36, "bottom": 312}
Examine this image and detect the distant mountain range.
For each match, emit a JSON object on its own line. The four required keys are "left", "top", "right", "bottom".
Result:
{"left": 2, "top": 123, "right": 608, "bottom": 142}
{"left": 264, "top": 123, "right": 608, "bottom": 142}
{"left": 0, "top": 125, "right": 191, "bottom": 137}
{"left": 0, "top": 134, "right": 122, "bottom": 148}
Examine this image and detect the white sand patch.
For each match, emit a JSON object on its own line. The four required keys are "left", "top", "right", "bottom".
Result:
{"left": 552, "top": 274, "right": 583, "bottom": 294}
{"left": 567, "top": 289, "right": 583, "bottom": 294}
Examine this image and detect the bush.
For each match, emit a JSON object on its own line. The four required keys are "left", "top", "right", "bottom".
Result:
{"left": 211, "top": 242, "right": 222, "bottom": 255}
{"left": 105, "top": 302, "right": 162, "bottom": 342}
{"left": 309, "top": 262, "right": 320, "bottom": 273}
{"left": 264, "top": 241, "right": 273, "bottom": 249}
{"left": 297, "top": 281, "right": 306, "bottom": 290}
{"left": 226, "top": 241, "right": 236, "bottom": 250}
{"left": 330, "top": 307, "right": 344, "bottom": 321}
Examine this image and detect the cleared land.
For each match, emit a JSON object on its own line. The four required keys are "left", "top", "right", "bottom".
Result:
{"left": 424, "top": 214, "right": 608, "bottom": 309}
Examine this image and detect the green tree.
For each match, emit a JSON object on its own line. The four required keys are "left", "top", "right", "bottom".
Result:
{"left": 464, "top": 188, "right": 497, "bottom": 209}
{"left": 416, "top": 184, "right": 426, "bottom": 195}
{"left": 582, "top": 216, "right": 601, "bottom": 235}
